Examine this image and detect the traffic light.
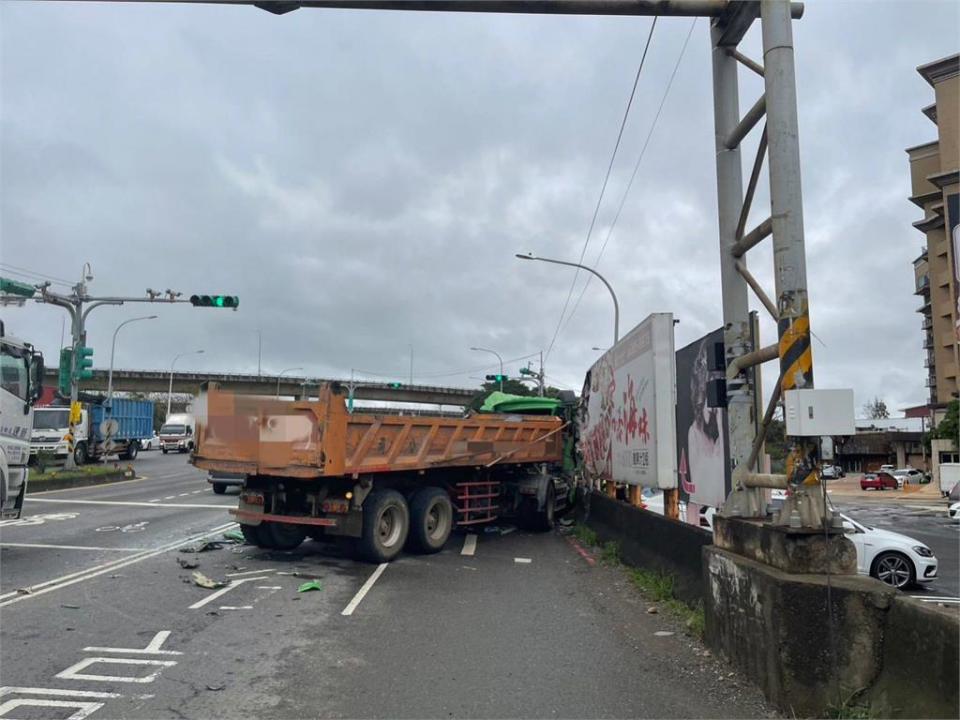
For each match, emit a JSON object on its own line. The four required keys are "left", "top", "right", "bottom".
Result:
{"left": 75, "top": 346, "right": 94, "bottom": 380}
{"left": 485, "top": 374, "right": 507, "bottom": 382}
{"left": 389, "top": 382, "right": 403, "bottom": 389}
{"left": 58, "top": 347, "right": 72, "bottom": 396}
{"left": 518, "top": 368, "right": 533, "bottom": 376}
{"left": 189, "top": 294, "right": 239, "bottom": 309}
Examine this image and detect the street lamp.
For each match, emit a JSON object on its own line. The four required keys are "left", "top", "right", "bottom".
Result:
{"left": 470, "top": 346, "right": 504, "bottom": 391}
{"left": 107, "top": 315, "right": 157, "bottom": 410}
{"left": 276, "top": 367, "right": 304, "bottom": 398}
{"left": 168, "top": 349, "right": 204, "bottom": 419}
{"left": 516, "top": 253, "right": 620, "bottom": 344}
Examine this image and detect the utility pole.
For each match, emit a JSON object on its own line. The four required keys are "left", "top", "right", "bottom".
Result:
{"left": 107, "top": 315, "right": 157, "bottom": 410}
{"left": 408, "top": 344, "right": 414, "bottom": 386}
{"left": 1, "top": 263, "right": 238, "bottom": 468}
{"left": 168, "top": 350, "right": 205, "bottom": 419}
{"left": 257, "top": 329, "right": 262, "bottom": 377}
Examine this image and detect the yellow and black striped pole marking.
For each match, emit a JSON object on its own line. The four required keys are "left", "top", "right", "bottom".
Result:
{"left": 778, "top": 308, "right": 819, "bottom": 487}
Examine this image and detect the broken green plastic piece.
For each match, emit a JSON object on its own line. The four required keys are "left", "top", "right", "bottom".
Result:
{"left": 297, "top": 580, "right": 324, "bottom": 593}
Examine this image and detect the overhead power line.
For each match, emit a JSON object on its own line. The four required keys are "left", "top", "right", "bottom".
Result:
{"left": 559, "top": 18, "right": 698, "bottom": 338}
{"left": 0, "top": 262, "right": 74, "bottom": 287}
{"left": 543, "top": 16, "right": 659, "bottom": 364}
{"left": 353, "top": 351, "right": 542, "bottom": 382}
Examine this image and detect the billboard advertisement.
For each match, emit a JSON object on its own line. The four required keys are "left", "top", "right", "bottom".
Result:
{"left": 579, "top": 313, "right": 677, "bottom": 488}
{"left": 675, "top": 328, "right": 731, "bottom": 509}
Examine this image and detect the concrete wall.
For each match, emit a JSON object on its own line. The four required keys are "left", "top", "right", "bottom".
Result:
{"left": 704, "top": 546, "right": 960, "bottom": 718}
{"left": 582, "top": 491, "right": 711, "bottom": 602}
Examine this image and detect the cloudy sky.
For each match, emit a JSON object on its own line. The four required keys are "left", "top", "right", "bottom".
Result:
{"left": 2, "top": 0, "right": 957, "bottom": 412}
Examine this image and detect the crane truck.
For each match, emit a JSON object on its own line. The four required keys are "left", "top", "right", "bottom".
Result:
{"left": 192, "top": 383, "right": 576, "bottom": 562}
{"left": 0, "top": 321, "right": 44, "bottom": 520}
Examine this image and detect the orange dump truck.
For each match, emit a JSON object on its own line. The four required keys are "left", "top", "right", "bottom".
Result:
{"left": 192, "top": 383, "right": 574, "bottom": 561}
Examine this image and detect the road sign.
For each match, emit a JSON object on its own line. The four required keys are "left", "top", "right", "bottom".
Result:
{"left": 100, "top": 418, "right": 119, "bottom": 439}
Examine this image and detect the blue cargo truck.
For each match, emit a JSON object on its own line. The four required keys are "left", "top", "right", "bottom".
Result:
{"left": 31, "top": 397, "right": 155, "bottom": 465}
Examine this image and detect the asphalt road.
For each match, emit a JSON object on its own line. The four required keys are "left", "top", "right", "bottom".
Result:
{"left": 0, "top": 453, "right": 774, "bottom": 719}
{"left": 832, "top": 499, "right": 959, "bottom": 600}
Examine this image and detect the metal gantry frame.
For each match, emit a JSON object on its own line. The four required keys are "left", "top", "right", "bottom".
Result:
{"left": 13, "top": 0, "right": 820, "bottom": 524}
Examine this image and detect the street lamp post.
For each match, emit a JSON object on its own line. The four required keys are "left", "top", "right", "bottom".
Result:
{"left": 470, "top": 346, "right": 504, "bottom": 391}
{"left": 107, "top": 315, "right": 157, "bottom": 411}
{"left": 276, "top": 367, "right": 304, "bottom": 398}
{"left": 516, "top": 253, "right": 620, "bottom": 345}
{"left": 168, "top": 350, "right": 204, "bottom": 419}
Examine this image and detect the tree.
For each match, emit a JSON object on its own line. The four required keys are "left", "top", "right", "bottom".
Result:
{"left": 932, "top": 399, "right": 959, "bottom": 442}
{"left": 863, "top": 396, "right": 889, "bottom": 419}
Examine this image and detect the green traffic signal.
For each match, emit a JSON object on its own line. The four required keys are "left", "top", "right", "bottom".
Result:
{"left": 75, "top": 346, "right": 94, "bottom": 380}
{"left": 58, "top": 347, "right": 73, "bottom": 396}
{"left": 389, "top": 382, "right": 403, "bottom": 389}
{"left": 190, "top": 294, "right": 239, "bottom": 309}
{"left": 485, "top": 374, "right": 507, "bottom": 382}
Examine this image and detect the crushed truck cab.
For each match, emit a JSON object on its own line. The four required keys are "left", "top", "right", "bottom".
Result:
{"left": 192, "top": 383, "right": 575, "bottom": 562}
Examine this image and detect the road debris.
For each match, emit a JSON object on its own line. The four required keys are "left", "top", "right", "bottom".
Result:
{"left": 222, "top": 530, "right": 245, "bottom": 543}
{"left": 61, "top": 604, "right": 80, "bottom": 609}
{"left": 192, "top": 571, "right": 226, "bottom": 589}
{"left": 654, "top": 631, "right": 674, "bottom": 637}
{"left": 500, "top": 526, "right": 516, "bottom": 536}
{"left": 206, "top": 684, "right": 225, "bottom": 691}
{"left": 646, "top": 606, "right": 658, "bottom": 614}
{"left": 297, "top": 580, "right": 324, "bottom": 593}
{"left": 178, "top": 557, "right": 200, "bottom": 569}
{"left": 15, "top": 588, "right": 31, "bottom": 595}
{"left": 179, "top": 540, "right": 223, "bottom": 553}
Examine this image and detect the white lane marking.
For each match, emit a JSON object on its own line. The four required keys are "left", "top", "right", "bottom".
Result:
{"left": 192, "top": 490, "right": 203, "bottom": 494}
{"left": 0, "top": 522, "right": 237, "bottom": 607}
{"left": 178, "top": 493, "right": 190, "bottom": 497}
{"left": 85, "top": 631, "right": 182, "bottom": 656}
{"left": 0, "top": 543, "right": 146, "bottom": 552}
{"left": 911, "top": 595, "right": 960, "bottom": 604}
{"left": 341, "top": 562, "right": 388, "bottom": 617}
{"left": 0, "top": 512, "right": 81, "bottom": 528}
{"left": 27, "top": 498, "right": 227, "bottom": 510}
{"left": 0, "top": 687, "right": 120, "bottom": 698}
{"left": 148, "top": 498, "right": 161, "bottom": 503}
{"left": 219, "top": 605, "right": 254, "bottom": 610}
{"left": 0, "top": 697, "right": 104, "bottom": 718}
{"left": 56, "top": 657, "right": 177, "bottom": 683}
{"left": 514, "top": 557, "right": 532, "bottom": 564}
{"left": 188, "top": 576, "right": 269, "bottom": 610}
{"left": 256, "top": 586, "right": 282, "bottom": 590}
{"left": 461, "top": 533, "right": 477, "bottom": 556}
{"left": 226, "top": 568, "right": 275, "bottom": 577}
{"left": 164, "top": 496, "right": 177, "bottom": 500}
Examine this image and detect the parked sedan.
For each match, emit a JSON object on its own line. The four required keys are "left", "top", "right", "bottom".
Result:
{"left": 139, "top": 432, "right": 160, "bottom": 451}
{"left": 860, "top": 472, "right": 898, "bottom": 491}
{"left": 841, "top": 513, "right": 938, "bottom": 589}
{"left": 892, "top": 468, "right": 926, "bottom": 486}
{"left": 949, "top": 502, "right": 960, "bottom": 523}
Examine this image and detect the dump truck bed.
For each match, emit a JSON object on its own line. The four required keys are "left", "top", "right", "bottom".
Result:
{"left": 192, "top": 383, "right": 564, "bottom": 479}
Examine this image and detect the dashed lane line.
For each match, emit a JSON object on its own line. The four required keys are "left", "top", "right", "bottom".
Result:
{"left": 341, "top": 563, "right": 388, "bottom": 616}
{"left": 0, "top": 522, "right": 237, "bottom": 607}
{"left": 26, "top": 498, "right": 228, "bottom": 510}
{"left": 187, "top": 576, "right": 270, "bottom": 610}
{"left": 460, "top": 533, "right": 477, "bottom": 556}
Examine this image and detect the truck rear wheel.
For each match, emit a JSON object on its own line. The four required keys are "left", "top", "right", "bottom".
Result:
{"left": 358, "top": 490, "right": 409, "bottom": 563}
{"left": 406, "top": 487, "right": 453, "bottom": 554}
{"left": 120, "top": 441, "right": 139, "bottom": 461}
{"left": 240, "top": 524, "right": 264, "bottom": 546}
{"left": 212, "top": 482, "right": 227, "bottom": 495}
{"left": 259, "top": 521, "right": 307, "bottom": 551}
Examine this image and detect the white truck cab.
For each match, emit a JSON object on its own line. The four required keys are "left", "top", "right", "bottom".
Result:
{"left": 159, "top": 413, "right": 195, "bottom": 454}
{"left": 31, "top": 406, "right": 88, "bottom": 463}
{"left": 0, "top": 322, "right": 44, "bottom": 519}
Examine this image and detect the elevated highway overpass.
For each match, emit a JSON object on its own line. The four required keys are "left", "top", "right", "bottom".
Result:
{"left": 43, "top": 368, "right": 478, "bottom": 406}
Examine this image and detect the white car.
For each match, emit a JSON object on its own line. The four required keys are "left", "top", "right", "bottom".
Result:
{"left": 892, "top": 468, "right": 925, "bottom": 487}
{"left": 948, "top": 502, "right": 960, "bottom": 523}
{"left": 640, "top": 489, "right": 715, "bottom": 530}
{"left": 139, "top": 432, "right": 160, "bottom": 451}
{"left": 841, "top": 513, "right": 938, "bottom": 589}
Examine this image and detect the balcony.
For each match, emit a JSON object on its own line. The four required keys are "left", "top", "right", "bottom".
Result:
{"left": 922, "top": 316, "right": 933, "bottom": 331}
{"left": 915, "top": 273, "right": 930, "bottom": 295}
{"left": 924, "top": 353, "right": 934, "bottom": 367}
{"left": 926, "top": 375, "right": 938, "bottom": 388}
{"left": 924, "top": 332, "right": 935, "bottom": 349}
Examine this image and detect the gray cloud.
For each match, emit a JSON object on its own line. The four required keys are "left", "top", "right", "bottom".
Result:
{"left": 2, "top": 1, "right": 957, "bottom": 412}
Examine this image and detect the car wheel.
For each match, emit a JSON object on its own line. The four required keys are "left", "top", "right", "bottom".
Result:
{"left": 872, "top": 552, "right": 915, "bottom": 589}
